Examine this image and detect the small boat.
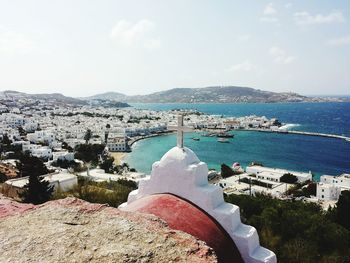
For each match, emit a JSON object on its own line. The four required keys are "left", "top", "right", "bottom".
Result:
{"left": 192, "top": 137, "right": 200, "bottom": 141}
{"left": 202, "top": 132, "right": 216, "bottom": 137}
{"left": 216, "top": 132, "right": 234, "bottom": 138}
{"left": 217, "top": 138, "right": 229, "bottom": 143}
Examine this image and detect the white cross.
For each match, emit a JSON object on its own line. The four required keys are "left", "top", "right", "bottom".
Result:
{"left": 168, "top": 114, "right": 193, "bottom": 148}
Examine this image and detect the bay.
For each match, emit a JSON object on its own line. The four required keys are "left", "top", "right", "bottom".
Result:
{"left": 125, "top": 102, "right": 350, "bottom": 179}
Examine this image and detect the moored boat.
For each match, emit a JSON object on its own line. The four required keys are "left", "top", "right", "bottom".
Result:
{"left": 217, "top": 138, "right": 229, "bottom": 143}
{"left": 216, "top": 132, "right": 234, "bottom": 138}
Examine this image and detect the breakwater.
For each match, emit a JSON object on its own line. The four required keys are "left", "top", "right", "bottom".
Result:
{"left": 242, "top": 129, "right": 350, "bottom": 142}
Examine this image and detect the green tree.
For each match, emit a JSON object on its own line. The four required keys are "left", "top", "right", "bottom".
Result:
{"left": 280, "top": 238, "right": 317, "bottom": 263}
{"left": 84, "top": 129, "right": 93, "bottom": 144}
{"left": 17, "top": 153, "right": 48, "bottom": 178}
{"left": 20, "top": 173, "right": 54, "bottom": 204}
{"left": 335, "top": 190, "right": 350, "bottom": 231}
{"left": 100, "top": 156, "right": 115, "bottom": 173}
{"left": 74, "top": 144, "right": 105, "bottom": 165}
{"left": 61, "top": 141, "right": 73, "bottom": 152}
{"left": 224, "top": 193, "right": 350, "bottom": 261}
{"left": 221, "top": 163, "right": 234, "bottom": 178}
{"left": 280, "top": 173, "right": 298, "bottom": 184}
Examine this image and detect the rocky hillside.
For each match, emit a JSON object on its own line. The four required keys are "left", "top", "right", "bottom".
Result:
{"left": 85, "top": 86, "right": 349, "bottom": 103}
{"left": 0, "top": 90, "right": 86, "bottom": 106}
{"left": 82, "top": 91, "right": 128, "bottom": 101}
{"left": 0, "top": 195, "right": 216, "bottom": 263}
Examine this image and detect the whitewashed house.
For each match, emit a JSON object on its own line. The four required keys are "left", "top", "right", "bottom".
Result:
{"left": 27, "top": 130, "right": 55, "bottom": 144}
{"left": 107, "top": 134, "right": 127, "bottom": 152}
{"left": 52, "top": 151, "right": 75, "bottom": 162}
{"left": 3, "top": 170, "right": 78, "bottom": 198}
{"left": 246, "top": 165, "right": 312, "bottom": 183}
{"left": 317, "top": 174, "right": 350, "bottom": 201}
{"left": 31, "top": 146, "right": 53, "bottom": 160}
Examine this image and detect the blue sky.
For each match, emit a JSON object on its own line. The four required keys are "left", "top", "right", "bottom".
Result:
{"left": 0, "top": 0, "right": 349, "bottom": 96}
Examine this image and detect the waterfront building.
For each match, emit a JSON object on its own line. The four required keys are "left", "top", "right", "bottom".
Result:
{"left": 106, "top": 134, "right": 127, "bottom": 152}
{"left": 316, "top": 174, "right": 350, "bottom": 201}
{"left": 246, "top": 165, "right": 312, "bottom": 183}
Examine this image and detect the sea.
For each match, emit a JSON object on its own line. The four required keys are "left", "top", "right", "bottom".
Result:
{"left": 124, "top": 102, "right": 350, "bottom": 180}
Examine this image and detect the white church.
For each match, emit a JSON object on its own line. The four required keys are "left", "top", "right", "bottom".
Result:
{"left": 120, "top": 115, "right": 277, "bottom": 263}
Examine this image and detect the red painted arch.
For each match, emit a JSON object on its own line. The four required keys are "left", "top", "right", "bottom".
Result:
{"left": 122, "top": 194, "right": 243, "bottom": 263}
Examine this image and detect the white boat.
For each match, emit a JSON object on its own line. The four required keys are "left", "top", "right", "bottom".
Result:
{"left": 217, "top": 138, "right": 229, "bottom": 143}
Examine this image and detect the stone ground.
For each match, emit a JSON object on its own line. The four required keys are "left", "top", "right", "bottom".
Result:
{"left": 0, "top": 195, "right": 217, "bottom": 263}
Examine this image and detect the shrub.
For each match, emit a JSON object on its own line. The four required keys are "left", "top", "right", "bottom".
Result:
{"left": 224, "top": 193, "right": 350, "bottom": 262}
{"left": 280, "top": 173, "right": 298, "bottom": 184}
{"left": 221, "top": 163, "right": 234, "bottom": 178}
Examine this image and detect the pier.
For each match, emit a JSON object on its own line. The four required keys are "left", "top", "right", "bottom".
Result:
{"left": 240, "top": 128, "right": 350, "bottom": 142}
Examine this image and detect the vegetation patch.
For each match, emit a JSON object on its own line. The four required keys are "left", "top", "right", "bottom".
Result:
{"left": 225, "top": 192, "right": 350, "bottom": 262}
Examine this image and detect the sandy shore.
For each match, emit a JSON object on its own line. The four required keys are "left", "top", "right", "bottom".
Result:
{"left": 110, "top": 152, "right": 127, "bottom": 165}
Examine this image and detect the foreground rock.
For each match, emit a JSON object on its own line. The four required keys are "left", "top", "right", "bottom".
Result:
{"left": 0, "top": 195, "right": 217, "bottom": 263}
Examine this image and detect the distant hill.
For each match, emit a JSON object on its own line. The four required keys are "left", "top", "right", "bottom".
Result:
{"left": 0, "top": 90, "right": 86, "bottom": 105}
{"left": 82, "top": 92, "right": 127, "bottom": 101}
{"left": 83, "top": 86, "right": 349, "bottom": 103}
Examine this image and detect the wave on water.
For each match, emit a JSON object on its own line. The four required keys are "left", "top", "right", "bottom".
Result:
{"left": 279, "top": 123, "right": 301, "bottom": 130}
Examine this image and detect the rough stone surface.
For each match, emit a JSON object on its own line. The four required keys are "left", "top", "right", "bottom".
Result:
{"left": 0, "top": 195, "right": 217, "bottom": 263}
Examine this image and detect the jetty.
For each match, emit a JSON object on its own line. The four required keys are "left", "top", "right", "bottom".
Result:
{"left": 241, "top": 128, "right": 350, "bottom": 142}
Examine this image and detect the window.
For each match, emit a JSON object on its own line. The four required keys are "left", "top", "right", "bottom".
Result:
{"left": 321, "top": 195, "right": 324, "bottom": 198}
{"left": 322, "top": 189, "right": 324, "bottom": 192}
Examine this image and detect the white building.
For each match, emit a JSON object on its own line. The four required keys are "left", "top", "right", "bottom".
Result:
{"left": 106, "top": 134, "right": 127, "bottom": 152}
{"left": 27, "top": 130, "right": 55, "bottom": 144}
{"left": 317, "top": 183, "right": 341, "bottom": 201}
{"left": 52, "top": 151, "right": 75, "bottom": 162}
{"left": 31, "top": 146, "right": 53, "bottom": 160}
{"left": 316, "top": 174, "right": 350, "bottom": 201}
{"left": 246, "top": 165, "right": 312, "bottom": 183}
{"left": 4, "top": 170, "right": 78, "bottom": 192}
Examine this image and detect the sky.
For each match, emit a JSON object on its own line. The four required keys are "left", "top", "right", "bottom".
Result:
{"left": 0, "top": 0, "right": 349, "bottom": 97}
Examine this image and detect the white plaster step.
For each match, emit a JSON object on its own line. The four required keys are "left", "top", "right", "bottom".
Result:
{"left": 190, "top": 184, "right": 224, "bottom": 209}
{"left": 211, "top": 203, "right": 241, "bottom": 231}
{"left": 232, "top": 224, "right": 259, "bottom": 254}
{"left": 251, "top": 246, "right": 277, "bottom": 263}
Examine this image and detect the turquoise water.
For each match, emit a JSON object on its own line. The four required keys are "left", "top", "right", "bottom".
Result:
{"left": 125, "top": 103, "right": 350, "bottom": 178}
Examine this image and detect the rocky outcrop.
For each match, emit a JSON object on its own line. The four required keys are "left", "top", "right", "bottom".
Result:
{"left": 0, "top": 195, "right": 217, "bottom": 263}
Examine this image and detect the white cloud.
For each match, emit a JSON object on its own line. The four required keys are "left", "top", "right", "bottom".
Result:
{"left": 294, "top": 11, "right": 345, "bottom": 26}
{"left": 110, "top": 19, "right": 160, "bottom": 49}
{"left": 285, "top": 3, "right": 293, "bottom": 9}
{"left": 228, "top": 61, "right": 256, "bottom": 72}
{"left": 261, "top": 3, "right": 278, "bottom": 23}
{"left": 0, "top": 26, "right": 35, "bottom": 54}
{"left": 260, "top": 17, "right": 279, "bottom": 23}
{"left": 326, "top": 35, "right": 350, "bottom": 46}
{"left": 264, "top": 3, "right": 277, "bottom": 15}
{"left": 269, "top": 46, "right": 296, "bottom": 64}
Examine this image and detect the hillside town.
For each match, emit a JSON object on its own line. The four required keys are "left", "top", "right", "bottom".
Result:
{"left": 0, "top": 99, "right": 347, "bottom": 209}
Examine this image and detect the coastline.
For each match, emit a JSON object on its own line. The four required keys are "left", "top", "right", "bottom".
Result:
{"left": 128, "top": 131, "right": 175, "bottom": 147}
{"left": 109, "top": 131, "right": 176, "bottom": 166}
